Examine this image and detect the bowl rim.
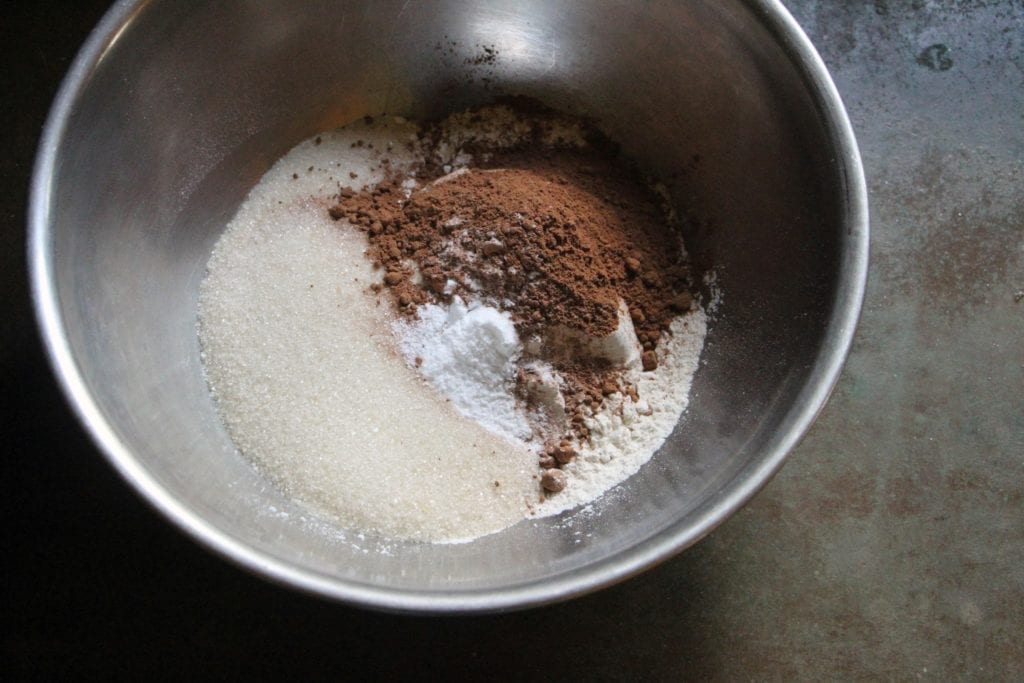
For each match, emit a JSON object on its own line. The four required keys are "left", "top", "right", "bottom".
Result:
{"left": 28, "top": 0, "right": 869, "bottom": 614}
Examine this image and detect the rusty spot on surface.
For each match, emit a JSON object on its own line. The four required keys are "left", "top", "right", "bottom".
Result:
{"left": 918, "top": 203, "right": 1022, "bottom": 304}
{"left": 945, "top": 468, "right": 992, "bottom": 492}
{"left": 799, "top": 471, "right": 876, "bottom": 522}
{"left": 885, "top": 476, "right": 927, "bottom": 516}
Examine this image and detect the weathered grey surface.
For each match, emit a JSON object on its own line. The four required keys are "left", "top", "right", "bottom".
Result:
{"left": 5, "top": 1, "right": 1022, "bottom": 679}
{"left": 638, "top": 1, "right": 1024, "bottom": 677}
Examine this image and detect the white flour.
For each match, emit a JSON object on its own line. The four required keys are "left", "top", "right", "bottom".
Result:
{"left": 390, "top": 290, "right": 708, "bottom": 519}
{"left": 536, "top": 310, "right": 707, "bottom": 515}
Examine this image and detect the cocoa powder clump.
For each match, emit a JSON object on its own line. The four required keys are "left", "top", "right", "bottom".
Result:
{"left": 541, "top": 468, "right": 567, "bottom": 493}
{"left": 331, "top": 149, "right": 693, "bottom": 347}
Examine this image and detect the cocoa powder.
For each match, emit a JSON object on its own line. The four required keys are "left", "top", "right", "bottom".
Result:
{"left": 333, "top": 152, "right": 691, "bottom": 339}
{"left": 328, "top": 105, "right": 696, "bottom": 446}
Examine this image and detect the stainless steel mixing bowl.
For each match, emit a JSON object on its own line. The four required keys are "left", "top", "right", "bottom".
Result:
{"left": 30, "top": 0, "right": 867, "bottom": 612}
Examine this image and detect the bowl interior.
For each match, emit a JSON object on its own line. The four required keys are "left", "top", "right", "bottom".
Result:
{"left": 35, "top": 0, "right": 862, "bottom": 610}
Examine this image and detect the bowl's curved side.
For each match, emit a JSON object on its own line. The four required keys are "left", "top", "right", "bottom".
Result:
{"left": 27, "top": 0, "right": 321, "bottom": 605}
{"left": 30, "top": 0, "right": 867, "bottom": 613}
{"left": 564, "top": 0, "right": 869, "bottom": 610}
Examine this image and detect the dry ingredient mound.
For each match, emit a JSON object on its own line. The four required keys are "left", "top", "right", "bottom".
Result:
{"left": 329, "top": 103, "right": 699, "bottom": 481}
{"left": 198, "top": 104, "right": 708, "bottom": 543}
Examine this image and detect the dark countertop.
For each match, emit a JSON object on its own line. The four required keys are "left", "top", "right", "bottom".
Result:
{"left": 4, "top": 1, "right": 1022, "bottom": 679}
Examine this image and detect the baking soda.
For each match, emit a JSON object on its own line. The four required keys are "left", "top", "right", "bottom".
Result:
{"left": 394, "top": 297, "right": 532, "bottom": 442}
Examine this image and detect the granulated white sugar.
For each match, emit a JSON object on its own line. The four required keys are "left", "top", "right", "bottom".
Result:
{"left": 198, "top": 120, "right": 536, "bottom": 543}
{"left": 199, "top": 108, "right": 709, "bottom": 544}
